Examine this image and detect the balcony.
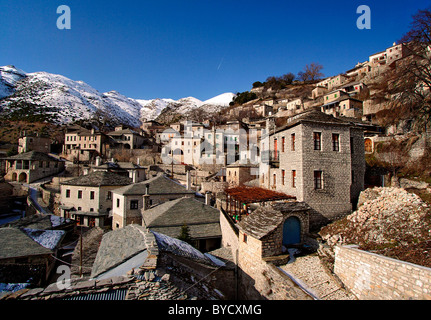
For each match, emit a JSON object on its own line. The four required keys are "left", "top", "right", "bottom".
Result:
{"left": 261, "top": 150, "right": 280, "bottom": 168}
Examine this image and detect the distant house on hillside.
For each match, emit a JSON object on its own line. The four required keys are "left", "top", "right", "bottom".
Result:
{"left": 18, "top": 132, "right": 51, "bottom": 154}
{"left": 107, "top": 126, "right": 145, "bottom": 150}
{"left": 63, "top": 125, "right": 108, "bottom": 162}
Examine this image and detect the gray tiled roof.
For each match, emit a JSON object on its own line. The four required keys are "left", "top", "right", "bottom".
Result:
{"left": 237, "top": 206, "right": 284, "bottom": 240}
{"left": 91, "top": 225, "right": 149, "bottom": 279}
{"left": 0, "top": 228, "right": 53, "bottom": 259}
{"left": 142, "top": 197, "right": 221, "bottom": 239}
{"left": 274, "top": 110, "right": 353, "bottom": 135}
{"left": 60, "top": 171, "right": 133, "bottom": 187}
{"left": 3, "top": 151, "right": 60, "bottom": 161}
{"left": 112, "top": 174, "right": 195, "bottom": 196}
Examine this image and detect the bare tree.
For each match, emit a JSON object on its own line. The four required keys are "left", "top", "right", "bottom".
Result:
{"left": 297, "top": 63, "right": 324, "bottom": 82}
{"left": 376, "top": 140, "right": 410, "bottom": 187}
{"left": 386, "top": 8, "right": 431, "bottom": 131}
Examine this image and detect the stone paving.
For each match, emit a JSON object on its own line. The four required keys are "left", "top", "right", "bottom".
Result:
{"left": 280, "top": 253, "right": 357, "bottom": 300}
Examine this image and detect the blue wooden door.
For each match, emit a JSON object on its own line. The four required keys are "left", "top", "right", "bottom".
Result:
{"left": 283, "top": 216, "right": 301, "bottom": 245}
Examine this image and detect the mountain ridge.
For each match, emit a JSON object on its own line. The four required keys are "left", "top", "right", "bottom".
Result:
{"left": 0, "top": 65, "right": 235, "bottom": 127}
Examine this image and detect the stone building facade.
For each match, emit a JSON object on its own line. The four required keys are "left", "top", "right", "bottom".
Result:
{"left": 3, "top": 151, "right": 65, "bottom": 184}
{"left": 59, "top": 171, "right": 132, "bottom": 227}
{"left": 260, "top": 110, "right": 365, "bottom": 228}
{"left": 111, "top": 174, "right": 196, "bottom": 230}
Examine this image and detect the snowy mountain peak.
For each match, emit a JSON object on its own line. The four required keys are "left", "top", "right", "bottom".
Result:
{"left": 0, "top": 65, "right": 235, "bottom": 126}
{"left": 203, "top": 92, "right": 235, "bottom": 106}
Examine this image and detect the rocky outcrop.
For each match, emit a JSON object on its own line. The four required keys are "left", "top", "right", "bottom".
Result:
{"left": 320, "top": 187, "right": 431, "bottom": 268}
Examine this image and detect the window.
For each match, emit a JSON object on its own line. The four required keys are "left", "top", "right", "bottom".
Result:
{"left": 332, "top": 134, "right": 340, "bottom": 152}
{"left": 116, "top": 198, "right": 120, "bottom": 208}
{"left": 314, "top": 132, "right": 321, "bottom": 151}
{"left": 292, "top": 170, "right": 296, "bottom": 188}
{"left": 282, "top": 137, "right": 285, "bottom": 153}
{"left": 314, "top": 171, "right": 323, "bottom": 190}
{"left": 130, "top": 200, "right": 139, "bottom": 210}
{"left": 90, "top": 191, "right": 95, "bottom": 200}
{"left": 273, "top": 173, "right": 276, "bottom": 187}
{"left": 282, "top": 170, "right": 285, "bottom": 186}
{"left": 350, "top": 137, "right": 354, "bottom": 154}
{"left": 243, "top": 233, "right": 248, "bottom": 243}
{"left": 78, "top": 190, "right": 82, "bottom": 199}
{"left": 107, "top": 191, "right": 112, "bottom": 200}
{"left": 291, "top": 133, "right": 296, "bottom": 151}
{"left": 66, "top": 189, "right": 71, "bottom": 198}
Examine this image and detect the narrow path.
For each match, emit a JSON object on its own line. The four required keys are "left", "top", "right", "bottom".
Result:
{"left": 280, "top": 254, "right": 356, "bottom": 300}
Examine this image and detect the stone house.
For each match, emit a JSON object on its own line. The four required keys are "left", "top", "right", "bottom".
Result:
{"left": 312, "top": 86, "right": 329, "bottom": 100}
{"left": 59, "top": 171, "right": 133, "bottom": 227}
{"left": 111, "top": 174, "right": 196, "bottom": 230}
{"left": 142, "top": 197, "right": 222, "bottom": 252}
{"left": 345, "top": 62, "right": 372, "bottom": 78}
{"left": 226, "top": 160, "right": 259, "bottom": 187}
{"left": 63, "top": 125, "right": 108, "bottom": 162}
{"left": 18, "top": 133, "right": 51, "bottom": 154}
{"left": 260, "top": 110, "right": 365, "bottom": 228}
{"left": 3, "top": 151, "right": 65, "bottom": 184}
{"left": 321, "top": 96, "right": 363, "bottom": 119}
{"left": 237, "top": 203, "right": 310, "bottom": 257}
{"left": 323, "top": 89, "right": 349, "bottom": 104}
{"left": 91, "top": 157, "right": 146, "bottom": 183}
{"left": 107, "top": 126, "right": 145, "bottom": 150}
{"left": 316, "top": 74, "right": 349, "bottom": 91}
{"left": 0, "top": 226, "right": 66, "bottom": 287}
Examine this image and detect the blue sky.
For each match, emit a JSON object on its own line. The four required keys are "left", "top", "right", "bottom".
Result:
{"left": 1, "top": 0, "right": 430, "bottom": 101}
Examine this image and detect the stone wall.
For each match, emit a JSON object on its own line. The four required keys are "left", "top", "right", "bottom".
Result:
{"left": 236, "top": 233, "right": 314, "bottom": 300}
{"left": 334, "top": 245, "right": 431, "bottom": 300}
{"left": 219, "top": 210, "right": 239, "bottom": 255}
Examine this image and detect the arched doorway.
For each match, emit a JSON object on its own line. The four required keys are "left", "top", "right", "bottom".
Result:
{"left": 12, "top": 172, "right": 17, "bottom": 181}
{"left": 282, "top": 216, "right": 301, "bottom": 246}
{"left": 18, "top": 172, "right": 27, "bottom": 183}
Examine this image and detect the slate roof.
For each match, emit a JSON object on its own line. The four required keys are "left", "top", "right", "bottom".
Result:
{"left": 237, "top": 202, "right": 310, "bottom": 240}
{"left": 107, "top": 129, "right": 140, "bottom": 136}
{"left": 94, "top": 161, "right": 144, "bottom": 170}
{"left": 91, "top": 225, "right": 149, "bottom": 279}
{"left": 0, "top": 228, "right": 54, "bottom": 259}
{"left": 60, "top": 171, "right": 133, "bottom": 187}
{"left": 112, "top": 174, "right": 195, "bottom": 196}
{"left": 237, "top": 206, "right": 285, "bottom": 240}
{"left": 142, "top": 197, "right": 221, "bottom": 239}
{"left": 91, "top": 225, "right": 217, "bottom": 279}
{"left": 1, "top": 214, "right": 75, "bottom": 231}
{"left": 273, "top": 110, "right": 355, "bottom": 136}
{"left": 2, "top": 151, "right": 61, "bottom": 162}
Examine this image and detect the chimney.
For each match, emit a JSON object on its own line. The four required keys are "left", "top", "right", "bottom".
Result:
{"left": 205, "top": 192, "right": 212, "bottom": 206}
{"left": 95, "top": 156, "right": 102, "bottom": 166}
{"left": 132, "top": 171, "right": 138, "bottom": 183}
{"left": 186, "top": 170, "right": 191, "bottom": 190}
{"left": 142, "top": 184, "right": 150, "bottom": 211}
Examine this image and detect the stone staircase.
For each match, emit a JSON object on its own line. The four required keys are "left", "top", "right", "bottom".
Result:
{"left": 280, "top": 254, "right": 357, "bottom": 300}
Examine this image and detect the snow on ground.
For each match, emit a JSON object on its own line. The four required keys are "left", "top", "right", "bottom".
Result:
{"left": 152, "top": 231, "right": 215, "bottom": 265}
{"left": 22, "top": 228, "right": 65, "bottom": 250}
